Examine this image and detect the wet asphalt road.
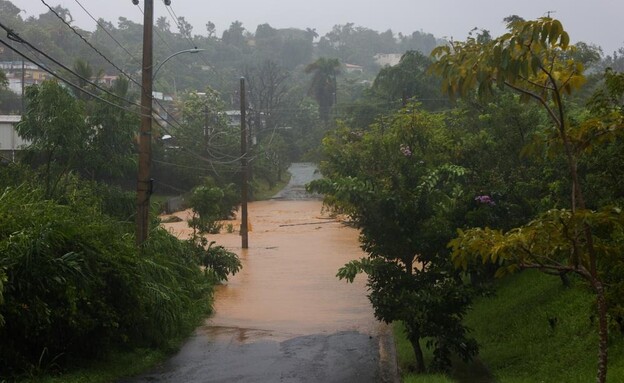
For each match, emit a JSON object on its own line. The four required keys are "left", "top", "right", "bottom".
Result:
{"left": 121, "top": 163, "right": 397, "bottom": 383}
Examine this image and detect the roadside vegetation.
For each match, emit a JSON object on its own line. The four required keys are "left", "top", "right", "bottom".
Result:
{"left": 312, "top": 17, "right": 624, "bottom": 383}
{"left": 2, "top": 1, "right": 624, "bottom": 381}
{"left": 394, "top": 270, "right": 624, "bottom": 382}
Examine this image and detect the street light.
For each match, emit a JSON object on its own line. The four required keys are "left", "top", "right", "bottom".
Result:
{"left": 152, "top": 48, "right": 205, "bottom": 80}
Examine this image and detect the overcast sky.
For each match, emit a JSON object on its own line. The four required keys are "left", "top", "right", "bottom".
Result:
{"left": 15, "top": 0, "right": 624, "bottom": 55}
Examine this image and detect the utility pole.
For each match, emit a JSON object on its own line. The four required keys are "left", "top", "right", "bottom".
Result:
{"left": 204, "top": 104, "right": 209, "bottom": 154}
{"left": 136, "top": 0, "right": 153, "bottom": 246}
{"left": 21, "top": 60, "right": 25, "bottom": 114}
{"left": 240, "top": 77, "right": 249, "bottom": 249}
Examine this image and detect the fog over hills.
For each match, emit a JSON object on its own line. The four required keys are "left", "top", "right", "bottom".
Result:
{"left": 18, "top": 0, "right": 624, "bottom": 54}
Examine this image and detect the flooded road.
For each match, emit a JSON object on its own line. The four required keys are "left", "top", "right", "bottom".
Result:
{"left": 124, "top": 163, "right": 397, "bottom": 383}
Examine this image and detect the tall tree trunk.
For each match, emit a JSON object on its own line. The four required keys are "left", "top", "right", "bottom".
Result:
{"left": 594, "top": 280, "right": 609, "bottom": 383}
{"left": 409, "top": 332, "right": 425, "bottom": 373}
{"left": 404, "top": 321, "right": 425, "bottom": 373}
{"left": 558, "top": 111, "right": 608, "bottom": 383}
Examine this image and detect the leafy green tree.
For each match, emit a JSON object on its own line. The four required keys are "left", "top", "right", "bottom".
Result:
{"left": 372, "top": 51, "right": 441, "bottom": 107}
{"left": 310, "top": 106, "right": 478, "bottom": 373}
{"left": 431, "top": 18, "right": 624, "bottom": 383}
{"left": 72, "top": 59, "right": 104, "bottom": 102}
{"left": 156, "top": 88, "right": 236, "bottom": 190}
{"left": 0, "top": 68, "right": 19, "bottom": 114}
{"left": 17, "top": 80, "right": 88, "bottom": 197}
{"left": 222, "top": 20, "right": 246, "bottom": 47}
{"left": 252, "top": 133, "right": 289, "bottom": 190}
{"left": 186, "top": 177, "right": 242, "bottom": 282}
{"left": 305, "top": 57, "right": 341, "bottom": 122}
{"left": 82, "top": 77, "right": 138, "bottom": 182}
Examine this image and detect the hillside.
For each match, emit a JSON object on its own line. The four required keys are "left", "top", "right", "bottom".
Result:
{"left": 395, "top": 270, "right": 624, "bottom": 382}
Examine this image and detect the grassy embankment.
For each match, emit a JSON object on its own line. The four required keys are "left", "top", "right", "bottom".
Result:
{"left": 395, "top": 270, "right": 624, "bottom": 382}
{"left": 252, "top": 172, "right": 292, "bottom": 201}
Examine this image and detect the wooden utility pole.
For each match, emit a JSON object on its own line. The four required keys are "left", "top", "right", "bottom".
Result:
{"left": 240, "top": 77, "right": 249, "bottom": 249}
{"left": 21, "top": 60, "right": 25, "bottom": 114}
{"left": 136, "top": 0, "right": 153, "bottom": 245}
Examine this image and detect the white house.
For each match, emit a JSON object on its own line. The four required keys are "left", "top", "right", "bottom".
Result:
{"left": 373, "top": 53, "right": 403, "bottom": 67}
{"left": 0, "top": 115, "right": 29, "bottom": 162}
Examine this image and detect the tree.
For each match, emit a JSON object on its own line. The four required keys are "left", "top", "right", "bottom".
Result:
{"left": 82, "top": 77, "right": 138, "bottom": 182}
{"left": 17, "top": 80, "right": 88, "bottom": 197}
{"left": 206, "top": 21, "right": 216, "bottom": 39}
{"left": 156, "top": 16, "right": 170, "bottom": 32}
{"left": 309, "top": 106, "right": 478, "bottom": 373}
{"left": 153, "top": 88, "right": 237, "bottom": 191}
{"left": 372, "top": 50, "right": 443, "bottom": 109}
{"left": 431, "top": 18, "right": 624, "bottom": 383}
{"left": 0, "top": 68, "right": 19, "bottom": 114}
{"left": 244, "top": 60, "right": 290, "bottom": 136}
{"left": 177, "top": 16, "right": 193, "bottom": 39}
{"left": 72, "top": 59, "right": 103, "bottom": 101}
{"left": 222, "top": 20, "right": 245, "bottom": 47}
{"left": 305, "top": 57, "right": 341, "bottom": 122}
{"left": 252, "top": 133, "right": 289, "bottom": 190}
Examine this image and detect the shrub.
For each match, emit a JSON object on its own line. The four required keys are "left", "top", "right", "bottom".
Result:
{"left": 0, "top": 186, "right": 213, "bottom": 377}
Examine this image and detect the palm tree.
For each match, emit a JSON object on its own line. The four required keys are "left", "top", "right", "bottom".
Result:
{"left": 305, "top": 57, "right": 340, "bottom": 122}
{"left": 72, "top": 59, "right": 103, "bottom": 101}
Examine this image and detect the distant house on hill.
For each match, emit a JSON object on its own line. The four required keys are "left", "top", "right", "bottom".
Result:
{"left": 1, "top": 61, "right": 49, "bottom": 94}
{"left": 97, "top": 75, "right": 119, "bottom": 87}
{"left": 344, "top": 63, "right": 364, "bottom": 74}
{"left": 373, "top": 53, "right": 403, "bottom": 67}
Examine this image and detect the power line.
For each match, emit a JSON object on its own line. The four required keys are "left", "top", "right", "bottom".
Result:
{"left": 41, "top": 0, "right": 193, "bottom": 136}
{"left": 0, "top": 37, "right": 144, "bottom": 117}
{"left": 0, "top": 21, "right": 146, "bottom": 112}
{"left": 40, "top": 0, "right": 142, "bottom": 89}
{"left": 2, "top": 15, "right": 197, "bottom": 138}
{"left": 165, "top": 4, "right": 196, "bottom": 48}
{"left": 163, "top": 3, "right": 217, "bottom": 75}
{"left": 135, "top": 2, "right": 188, "bottom": 91}
{"left": 42, "top": 0, "right": 196, "bottom": 134}
{"left": 1, "top": 31, "right": 187, "bottom": 136}
{"left": 72, "top": 0, "right": 141, "bottom": 64}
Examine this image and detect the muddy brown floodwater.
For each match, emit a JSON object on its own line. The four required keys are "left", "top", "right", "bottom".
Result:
{"left": 123, "top": 163, "right": 397, "bottom": 383}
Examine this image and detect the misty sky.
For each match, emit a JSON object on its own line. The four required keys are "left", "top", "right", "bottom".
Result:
{"left": 16, "top": 0, "right": 624, "bottom": 55}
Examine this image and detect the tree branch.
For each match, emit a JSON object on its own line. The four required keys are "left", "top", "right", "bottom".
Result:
{"left": 503, "top": 80, "right": 561, "bottom": 127}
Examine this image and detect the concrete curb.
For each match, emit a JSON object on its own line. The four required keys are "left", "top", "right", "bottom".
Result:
{"left": 378, "top": 322, "right": 400, "bottom": 383}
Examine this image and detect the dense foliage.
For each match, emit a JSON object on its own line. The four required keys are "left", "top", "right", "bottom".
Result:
{"left": 431, "top": 17, "right": 624, "bottom": 383}
{"left": 0, "top": 184, "right": 213, "bottom": 376}
{"left": 2, "top": 2, "right": 624, "bottom": 380}
{"left": 312, "top": 17, "right": 624, "bottom": 380}
{"left": 310, "top": 107, "right": 479, "bottom": 372}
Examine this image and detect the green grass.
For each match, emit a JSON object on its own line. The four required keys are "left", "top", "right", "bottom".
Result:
{"left": 20, "top": 347, "right": 168, "bottom": 383}
{"left": 252, "top": 172, "right": 291, "bottom": 201}
{"left": 403, "top": 375, "right": 455, "bottom": 383}
{"left": 393, "top": 270, "right": 624, "bottom": 382}
{"left": 465, "top": 270, "right": 624, "bottom": 382}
